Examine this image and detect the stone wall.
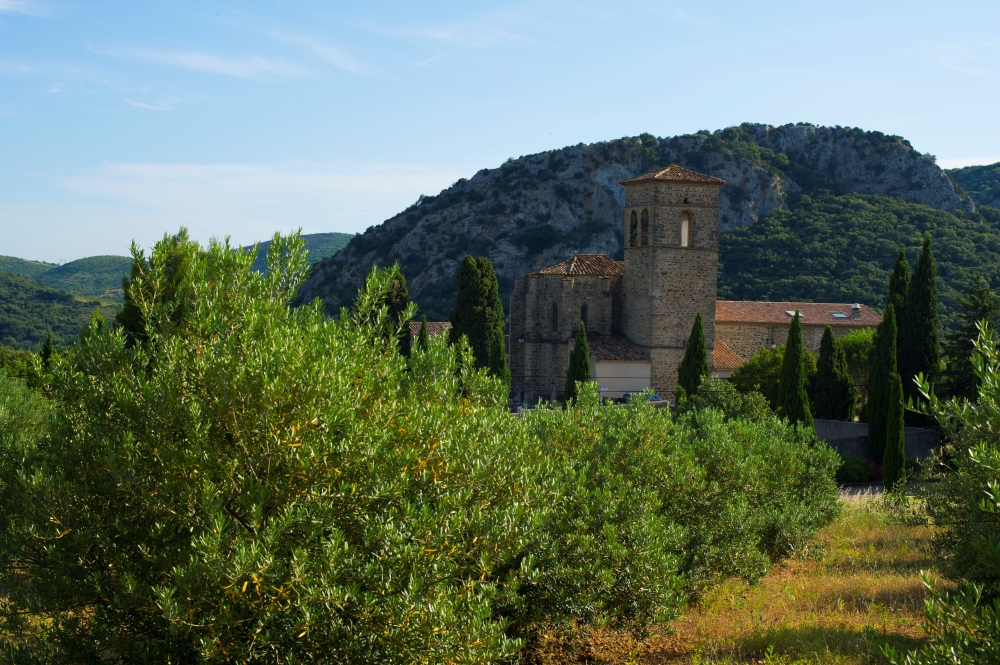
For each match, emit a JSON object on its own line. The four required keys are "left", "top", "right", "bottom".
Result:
{"left": 509, "top": 272, "right": 620, "bottom": 403}
{"left": 716, "top": 322, "right": 864, "bottom": 363}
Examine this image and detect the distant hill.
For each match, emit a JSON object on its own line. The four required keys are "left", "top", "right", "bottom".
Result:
{"left": 246, "top": 233, "right": 353, "bottom": 272}
{"left": 0, "top": 254, "right": 131, "bottom": 303}
{"left": 0, "top": 271, "right": 117, "bottom": 350}
{"left": 295, "top": 122, "right": 981, "bottom": 325}
{"left": 949, "top": 161, "right": 1000, "bottom": 208}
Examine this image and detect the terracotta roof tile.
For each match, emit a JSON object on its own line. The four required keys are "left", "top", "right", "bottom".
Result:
{"left": 408, "top": 320, "right": 452, "bottom": 339}
{"left": 587, "top": 334, "right": 650, "bottom": 362}
{"left": 716, "top": 301, "right": 882, "bottom": 327}
{"left": 619, "top": 164, "right": 726, "bottom": 187}
{"left": 530, "top": 254, "right": 625, "bottom": 278}
{"left": 713, "top": 340, "right": 743, "bottom": 371}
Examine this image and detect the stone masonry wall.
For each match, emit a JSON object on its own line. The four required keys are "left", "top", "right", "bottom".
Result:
{"left": 716, "top": 322, "right": 871, "bottom": 362}
{"left": 621, "top": 181, "right": 721, "bottom": 399}
{"left": 510, "top": 272, "right": 620, "bottom": 403}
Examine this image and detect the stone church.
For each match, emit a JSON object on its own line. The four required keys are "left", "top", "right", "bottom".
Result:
{"left": 506, "top": 165, "right": 881, "bottom": 403}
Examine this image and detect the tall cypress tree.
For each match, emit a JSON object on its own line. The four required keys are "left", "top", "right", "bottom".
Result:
{"left": 417, "top": 315, "right": 429, "bottom": 352}
{"left": 39, "top": 331, "right": 55, "bottom": 372}
{"left": 941, "top": 275, "right": 1000, "bottom": 400}
{"left": 868, "top": 305, "right": 898, "bottom": 463}
{"left": 564, "top": 321, "right": 590, "bottom": 403}
{"left": 777, "top": 311, "right": 813, "bottom": 427}
{"left": 881, "top": 373, "right": 906, "bottom": 491}
{"left": 898, "top": 233, "right": 940, "bottom": 416}
{"left": 812, "top": 326, "right": 859, "bottom": 421}
{"left": 677, "top": 312, "right": 709, "bottom": 398}
{"left": 449, "top": 256, "right": 506, "bottom": 379}
{"left": 487, "top": 324, "right": 511, "bottom": 388}
{"left": 887, "top": 245, "right": 909, "bottom": 326}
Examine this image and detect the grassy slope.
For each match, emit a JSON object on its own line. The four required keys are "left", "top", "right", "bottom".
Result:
{"left": 719, "top": 193, "right": 1000, "bottom": 331}
{"left": 531, "top": 497, "right": 933, "bottom": 664}
{"left": 0, "top": 272, "right": 117, "bottom": 350}
{"left": 248, "top": 232, "right": 353, "bottom": 272}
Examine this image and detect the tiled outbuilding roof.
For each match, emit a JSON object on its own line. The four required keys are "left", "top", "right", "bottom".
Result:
{"left": 587, "top": 334, "right": 650, "bottom": 362}
{"left": 712, "top": 340, "right": 744, "bottom": 371}
{"left": 530, "top": 254, "right": 625, "bottom": 278}
{"left": 716, "top": 301, "right": 882, "bottom": 327}
{"left": 619, "top": 164, "right": 726, "bottom": 187}
{"left": 408, "top": 320, "right": 452, "bottom": 339}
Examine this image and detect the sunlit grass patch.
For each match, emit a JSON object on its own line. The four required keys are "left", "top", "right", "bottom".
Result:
{"left": 528, "top": 498, "right": 936, "bottom": 664}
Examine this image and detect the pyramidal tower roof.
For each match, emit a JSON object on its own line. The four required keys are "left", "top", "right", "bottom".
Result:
{"left": 619, "top": 164, "right": 726, "bottom": 186}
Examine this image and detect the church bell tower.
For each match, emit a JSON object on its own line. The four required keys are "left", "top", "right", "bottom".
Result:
{"left": 619, "top": 165, "right": 725, "bottom": 399}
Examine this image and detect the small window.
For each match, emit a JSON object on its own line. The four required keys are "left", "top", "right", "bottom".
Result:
{"left": 640, "top": 209, "right": 649, "bottom": 246}
{"left": 629, "top": 211, "right": 638, "bottom": 247}
{"left": 580, "top": 304, "right": 589, "bottom": 331}
{"left": 550, "top": 303, "right": 559, "bottom": 332}
{"left": 680, "top": 211, "right": 692, "bottom": 247}
{"left": 831, "top": 312, "right": 848, "bottom": 319}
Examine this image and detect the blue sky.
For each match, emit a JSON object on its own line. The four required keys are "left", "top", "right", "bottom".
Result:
{"left": 2, "top": 1, "right": 999, "bottom": 263}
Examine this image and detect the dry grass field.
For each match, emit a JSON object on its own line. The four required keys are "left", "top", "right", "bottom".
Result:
{"left": 529, "top": 494, "right": 937, "bottom": 664}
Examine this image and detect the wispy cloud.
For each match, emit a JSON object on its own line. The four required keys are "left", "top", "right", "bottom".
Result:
{"left": 933, "top": 41, "right": 1000, "bottom": 81}
{"left": 115, "top": 48, "right": 312, "bottom": 80}
{"left": 265, "top": 31, "right": 373, "bottom": 76}
{"left": 371, "top": 14, "right": 531, "bottom": 69}
{"left": 0, "top": 0, "right": 49, "bottom": 16}
{"left": 124, "top": 98, "right": 171, "bottom": 111}
{"left": 58, "top": 161, "right": 466, "bottom": 227}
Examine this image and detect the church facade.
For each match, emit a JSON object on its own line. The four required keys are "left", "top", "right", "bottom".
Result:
{"left": 507, "top": 165, "right": 880, "bottom": 403}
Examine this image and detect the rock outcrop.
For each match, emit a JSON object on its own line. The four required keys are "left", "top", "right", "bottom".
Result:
{"left": 296, "top": 123, "right": 971, "bottom": 320}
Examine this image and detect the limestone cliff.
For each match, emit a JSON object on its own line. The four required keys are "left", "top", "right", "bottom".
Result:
{"left": 296, "top": 123, "right": 971, "bottom": 320}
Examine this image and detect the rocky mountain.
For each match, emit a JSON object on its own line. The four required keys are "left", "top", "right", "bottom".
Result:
{"left": 296, "top": 123, "right": 972, "bottom": 321}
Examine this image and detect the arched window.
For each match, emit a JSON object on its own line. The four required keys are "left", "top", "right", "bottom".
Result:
{"left": 629, "top": 211, "right": 638, "bottom": 247}
{"left": 680, "top": 211, "right": 692, "bottom": 247}
{"left": 640, "top": 209, "right": 649, "bottom": 246}
{"left": 550, "top": 303, "right": 559, "bottom": 333}
{"left": 580, "top": 304, "right": 589, "bottom": 331}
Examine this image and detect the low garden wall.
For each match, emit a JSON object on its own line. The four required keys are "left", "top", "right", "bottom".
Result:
{"left": 813, "top": 419, "right": 940, "bottom": 460}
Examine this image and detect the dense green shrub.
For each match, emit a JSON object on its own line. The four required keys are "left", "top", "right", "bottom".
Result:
{"left": 0, "top": 232, "right": 841, "bottom": 662}
{"left": 0, "top": 235, "right": 552, "bottom": 663}
{"left": 731, "top": 344, "right": 817, "bottom": 412}
{"left": 835, "top": 454, "right": 880, "bottom": 484}
{"left": 677, "top": 378, "right": 772, "bottom": 422}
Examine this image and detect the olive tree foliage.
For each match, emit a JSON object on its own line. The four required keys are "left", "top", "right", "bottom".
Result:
{"left": 0, "top": 233, "right": 556, "bottom": 663}
{"left": 0, "top": 231, "right": 842, "bottom": 663}
{"left": 888, "top": 322, "right": 1000, "bottom": 663}
{"left": 518, "top": 387, "right": 839, "bottom": 629}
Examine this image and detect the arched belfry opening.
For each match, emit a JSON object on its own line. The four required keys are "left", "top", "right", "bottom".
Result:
{"left": 640, "top": 209, "right": 649, "bottom": 246}
{"left": 680, "top": 211, "right": 692, "bottom": 247}
{"left": 550, "top": 303, "right": 559, "bottom": 333}
{"left": 580, "top": 304, "right": 589, "bottom": 331}
{"left": 629, "top": 211, "right": 638, "bottom": 247}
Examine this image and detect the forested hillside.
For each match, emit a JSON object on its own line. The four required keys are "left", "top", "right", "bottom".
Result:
{"left": 719, "top": 193, "right": 1000, "bottom": 330}
{"left": 949, "top": 161, "right": 1000, "bottom": 208}
{"left": 0, "top": 254, "right": 130, "bottom": 302}
{"left": 0, "top": 272, "right": 116, "bottom": 349}
{"left": 296, "top": 123, "right": 978, "bottom": 323}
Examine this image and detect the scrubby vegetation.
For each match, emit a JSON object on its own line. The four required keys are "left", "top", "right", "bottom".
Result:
{"left": 0, "top": 231, "right": 840, "bottom": 663}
